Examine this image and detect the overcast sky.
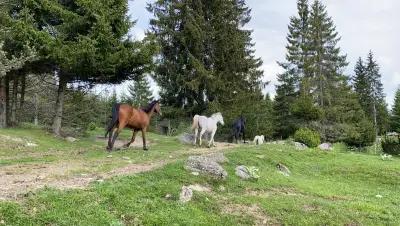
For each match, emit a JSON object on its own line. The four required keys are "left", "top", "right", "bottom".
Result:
{"left": 106, "top": 0, "right": 399, "bottom": 107}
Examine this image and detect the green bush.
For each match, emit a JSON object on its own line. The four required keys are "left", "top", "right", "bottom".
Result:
{"left": 294, "top": 128, "right": 321, "bottom": 148}
{"left": 381, "top": 136, "right": 400, "bottom": 155}
{"left": 88, "top": 122, "right": 97, "bottom": 131}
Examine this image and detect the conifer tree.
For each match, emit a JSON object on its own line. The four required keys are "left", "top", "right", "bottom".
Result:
{"left": 391, "top": 87, "right": 400, "bottom": 133}
{"left": 148, "top": 0, "right": 263, "bottom": 115}
{"left": 125, "top": 75, "right": 153, "bottom": 107}
{"left": 274, "top": 0, "right": 310, "bottom": 137}
{"left": 354, "top": 51, "right": 389, "bottom": 134}
{"left": 307, "top": 0, "right": 347, "bottom": 107}
{"left": 365, "top": 51, "right": 389, "bottom": 134}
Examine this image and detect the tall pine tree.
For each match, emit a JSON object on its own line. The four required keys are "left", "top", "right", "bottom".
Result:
{"left": 354, "top": 51, "right": 389, "bottom": 135}
{"left": 274, "top": 0, "right": 310, "bottom": 138}
{"left": 307, "top": 0, "right": 348, "bottom": 107}
{"left": 391, "top": 87, "right": 400, "bottom": 133}
{"left": 148, "top": 0, "right": 263, "bottom": 115}
{"left": 123, "top": 75, "right": 153, "bottom": 107}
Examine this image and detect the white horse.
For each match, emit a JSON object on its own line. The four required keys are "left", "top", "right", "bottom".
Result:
{"left": 253, "top": 135, "right": 265, "bottom": 145}
{"left": 191, "top": 112, "right": 224, "bottom": 147}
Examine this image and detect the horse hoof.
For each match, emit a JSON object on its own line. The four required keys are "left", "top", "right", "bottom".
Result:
{"left": 106, "top": 146, "right": 112, "bottom": 151}
{"left": 143, "top": 147, "right": 149, "bottom": 151}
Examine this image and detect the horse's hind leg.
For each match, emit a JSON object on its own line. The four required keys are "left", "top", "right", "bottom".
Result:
{"left": 141, "top": 128, "right": 148, "bottom": 151}
{"left": 124, "top": 130, "right": 138, "bottom": 148}
{"left": 107, "top": 128, "right": 116, "bottom": 151}
{"left": 193, "top": 128, "right": 198, "bottom": 146}
{"left": 199, "top": 129, "right": 206, "bottom": 146}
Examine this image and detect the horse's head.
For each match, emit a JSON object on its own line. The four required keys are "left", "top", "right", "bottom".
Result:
{"left": 212, "top": 112, "right": 224, "bottom": 125}
{"left": 153, "top": 100, "right": 162, "bottom": 116}
{"left": 240, "top": 115, "right": 246, "bottom": 125}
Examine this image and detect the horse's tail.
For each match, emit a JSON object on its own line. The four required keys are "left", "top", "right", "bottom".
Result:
{"left": 191, "top": 115, "right": 200, "bottom": 131}
{"left": 105, "top": 103, "right": 120, "bottom": 138}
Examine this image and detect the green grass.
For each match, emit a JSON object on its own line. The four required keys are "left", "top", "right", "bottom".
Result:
{"left": 1, "top": 128, "right": 400, "bottom": 225}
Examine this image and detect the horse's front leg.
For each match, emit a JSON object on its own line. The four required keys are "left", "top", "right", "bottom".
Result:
{"left": 199, "top": 129, "right": 206, "bottom": 147}
{"left": 107, "top": 128, "right": 115, "bottom": 151}
{"left": 142, "top": 128, "right": 148, "bottom": 151}
{"left": 193, "top": 128, "right": 198, "bottom": 146}
{"left": 209, "top": 130, "right": 216, "bottom": 148}
{"left": 124, "top": 130, "right": 138, "bottom": 148}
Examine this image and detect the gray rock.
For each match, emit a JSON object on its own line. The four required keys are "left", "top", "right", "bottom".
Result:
{"left": 179, "top": 133, "right": 195, "bottom": 145}
{"left": 25, "top": 142, "right": 38, "bottom": 147}
{"left": 65, "top": 137, "right": 77, "bottom": 142}
{"left": 276, "top": 163, "right": 291, "bottom": 176}
{"left": 294, "top": 142, "right": 308, "bottom": 150}
{"left": 235, "top": 165, "right": 251, "bottom": 180}
{"left": 203, "top": 153, "right": 228, "bottom": 163}
{"left": 318, "top": 143, "right": 333, "bottom": 151}
{"left": 184, "top": 156, "right": 228, "bottom": 179}
{"left": 179, "top": 186, "right": 193, "bottom": 203}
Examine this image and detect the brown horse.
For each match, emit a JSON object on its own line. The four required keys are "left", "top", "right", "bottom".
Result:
{"left": 105, "top": 100, "right": 161, "bottom": 151}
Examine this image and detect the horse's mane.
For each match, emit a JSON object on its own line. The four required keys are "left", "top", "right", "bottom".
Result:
{"left": 211, "top": 112, "right": 222, "bottom": 118}
{"left": 141, "top": 100, "right": 159, "bottom": 113}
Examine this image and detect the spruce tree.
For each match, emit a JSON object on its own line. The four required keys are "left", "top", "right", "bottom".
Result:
{"left": 307, "top": 0, "right": 348, "bottom": 107}
{"left": 148, "top": 0, "right": 263, "bottom": 115}
{"left": 365, "top": 51, "right": 389, "bottom": 134}
{"left": 126, "top": 75, "right": 153, "bottom": 107}
{"left": 274, "top": 0, "right": 310, "bottom": 137}
{"left": 354, "top": 51, "right": 389, "bottom": 134}
{"left": 391, "top": 87, "right": 400, "bottom": 133}
{"left": 353, "top": 57, "right": 370, "bottom": 111}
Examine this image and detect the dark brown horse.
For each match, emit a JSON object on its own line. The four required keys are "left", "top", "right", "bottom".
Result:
{"left": 105, "top": 100, "right": 161, "bottom": 151}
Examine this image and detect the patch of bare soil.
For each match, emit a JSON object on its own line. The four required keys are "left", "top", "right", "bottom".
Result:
{"left": 245, "top": 187, "right": 305, "bottom": 198}
{"left": 222, "top": 203, "right": 281, "bottom": 226}
{"left": 184, "top": 142, "right": 238, "bottom": 154}
{"left": 0, "top": 138, "right": 236, "bottom": 201}
{"left": 95, "top": 136, "right": 152, "bottom": 149}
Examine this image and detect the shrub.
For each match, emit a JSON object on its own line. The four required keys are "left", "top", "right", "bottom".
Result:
{"left": 88, "top": 122, "right": 97, "bottom": 131}
{"left": 381, "top": 135, "right": 400, "bottom": 155}
{"left": 294, "top": 128, "right": 321, "bottom": 148}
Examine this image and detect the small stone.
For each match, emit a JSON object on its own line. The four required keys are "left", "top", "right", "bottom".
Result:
{"left": 122, "top": 156, "right": 130, "bottom": 160}
{"left": 26, "top": 142, "right": 38, "bottom": 147}
{"left": 376, "top": 194, "right": 383, "bottom": 198}
{"left": 277, "top": 163, "right": 291, "bottom": 176}
{"left": 169, "top": 155, "right": 173, "bottom": 159}
{"left": 319, "top": 143, "right": 333, "bottom": 151}
{"left": 1, "top": 220, "right": 5, "bottom": 224}
{"left": 97, "top": 179, "right": 104, "bottom": 183}
{"left": 65, "top": 137, "right": 77, "bottom": 142}
{"left": 294, "top": 142, "right": 308, "bottom": 150}
{"left": 235, "top": 165, "right": 251, "bottom": 180}
{"left": 179, "top": 186, "right": 193, "bottom": 203}
{"left": 219, "top": 185, "right": 226, "bottom": 192}
{"left": 191, "top": 172, "right": 199, "bottom": 176}
{"left": 165, "top": 193, "right": 172, "bottom": 199}
{"left": 107, "top": 155, "right": 113, "bottom": 158}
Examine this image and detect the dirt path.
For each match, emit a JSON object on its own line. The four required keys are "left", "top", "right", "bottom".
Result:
{"left": 0, "top": 139, "right": 236, "bottom": 201}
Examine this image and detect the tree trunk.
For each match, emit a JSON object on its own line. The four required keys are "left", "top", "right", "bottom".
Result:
{"left": 10, "top": 76, "right": 19, "bottom": 126}
{"left": 19, "top": 73, "right": 26, "bottom": 110}
{"left": 33, "top": 93, "right": 39, "bottom": 126}
{"left": 52, "top": 76, "right": 67, "bottom": 136}
{"left": 0, "top": 77, "right": 6, "bottom": 128}
{"left": 5, "top": 75, "right": 10, "bottom": 126}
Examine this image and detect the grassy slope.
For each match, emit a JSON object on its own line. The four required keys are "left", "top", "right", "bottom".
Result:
{"left": 1, "top": 128, "right": 400, "bottom": 225}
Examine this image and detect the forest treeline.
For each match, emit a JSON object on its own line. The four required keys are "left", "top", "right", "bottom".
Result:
{"left": 0, "top": 0, "right": 399, "bottom": 146}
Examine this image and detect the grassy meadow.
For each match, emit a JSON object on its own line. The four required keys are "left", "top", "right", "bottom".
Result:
{"left": 0, "top": 127, "right": 399, "bottom": 225}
